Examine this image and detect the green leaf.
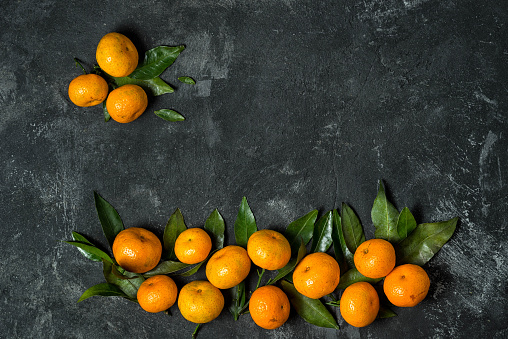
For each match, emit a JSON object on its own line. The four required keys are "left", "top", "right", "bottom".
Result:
{"left": 103, "top": 260, "right": 144, "bottom": 300}
{"left": 397, "top": 207, "right": 417, "bottom": 240}
{"left": 93, "top": 192, "right": 124, "bottom": 250}
{"left": 129, "top": 45, "right": 186, "bottom": 80}
{"left": 234, "top": 197, "right": 257, "bottom": 248}
{"left": 112, "top": 76, "right": 174, "bottom": 96}
{"left": 281, "top": 280, "right": 339, "bottom": 330}
{"left": 229, "top": 280, "right": 246, "bottom": 321}
{"left": 71, "top": 232, "right": 102, "bottom": 262}
{"left": 103, "top": 102, "right": 110, "bottom": 122}
{"left": 178, "top": 76, "right": 196, "bottom": 85}
{"left": 64, "top": 241, "right": 114, "bottom": 264}
{"left": 267, "top": 240, "right": 306, "bottom": 285}
{"left": 310, "top": 210, "right": 333, "bottom": 253}
{"left": 331, "top": 210, "right": 354, "bottom": 273}
{"left": 341, "top": 203, "right": 365, "bottom": 254}
{"left": 143, "top": 260, "right": 191, "bottom": 277}
{"left": 176, "top": 249, "right": 218, "bottom": 277}
{"left": 155, "top": 109, "right": 185, "bottom": 122}
{"left": 163, "top": 208, "right": 187, "bottom": 261}
{"left": 396, "top": 217, "right": 458, "bottom": 266}
{"left": 77, "top": 283, "right": 127, "bottom": 302}
{"left": 204, "top": 209, "right": 225, "bottom": 249}
{"left": 336, "top": 268, "right": 382, "bottom": 290}
{"left": 284, "top": 210, "right": 318, "bottom": 255}
{"left": 372, "top": 181, "right": 400, "bottom": 243}
{"left": 378, "top": 306, "right": 397, "bottom": 319}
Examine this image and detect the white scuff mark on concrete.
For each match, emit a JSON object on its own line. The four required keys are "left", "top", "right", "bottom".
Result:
{"left": 196, "top": 79, "right": 212, "bottom": 97}
{"left": 129, "top": 185, "right": 162, "bottom": 211}
{"left": 372, "top": 145, "right": 384, "bottom": 169}
{"left": 188, "top": 27, "right": 234, "bottom": 80}
{"left": 474, "top": 90, "right": 498, "bottom": 107}
{"left": 204, "top": 110, "right": 221, "bottom": 148}
{"left": 0, "top": 68, "right": 17, "bottom": 103}
{"left": 478, "top": 130, "right": 499, "bottom": 216}
{"left": 266, "top": 197, "right": 295, "bottom": 221}
{"left": 403, "top": 0, "right": 430, "bottom": 9}
{"left": 279, "top": 162, "right": 298, "bottom": 175}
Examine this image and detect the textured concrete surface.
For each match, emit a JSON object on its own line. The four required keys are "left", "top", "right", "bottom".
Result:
{"left": 1, "top": 0, "right": 507, "bottom": 338}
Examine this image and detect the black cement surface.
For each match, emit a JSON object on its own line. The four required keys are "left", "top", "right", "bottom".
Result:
{"left": 1, "top": 0, "right": 507, "bottom": 338}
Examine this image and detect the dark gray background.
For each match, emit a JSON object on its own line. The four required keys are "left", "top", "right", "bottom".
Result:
{"left": 1, "top": 0, "right": 507, "bottom": 338}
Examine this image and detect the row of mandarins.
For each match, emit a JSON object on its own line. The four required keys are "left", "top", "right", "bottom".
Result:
{"left": 68, "top": 33, "right": 148, "bottom": 123}
{"left": 113, "top": 226, "right": 430, "bottom": 329}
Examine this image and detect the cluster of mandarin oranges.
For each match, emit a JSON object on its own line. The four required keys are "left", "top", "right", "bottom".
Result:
{"left": 68, "top": 32, "right": 148, "bottom": 123}
{"left": 111, "top": 225, "right": 430, "bottom": 330}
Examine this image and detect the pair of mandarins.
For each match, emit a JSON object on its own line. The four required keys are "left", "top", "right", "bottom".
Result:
{"left": 111, "top": 225, "right": 430, "bottom": 329}
{"left": 68, "top": 32, "right": 147, "bottom": 123}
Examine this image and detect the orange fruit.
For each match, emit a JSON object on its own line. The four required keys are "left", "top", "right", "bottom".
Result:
{"left": 178, "top": 280, "right": 224, "bottom": 323}
{"left": 247, "top": 229, "right": 291, "bottom": 270}
{"left": 174, "top": 228, "right": 212, "bottom": 264}
{"left": 293, "top": 252, "right": 340, "bottom": 299}
{"left": 340, "top": 281, "right": 380, "bottom": 327}
{"left": 112, "top": 227, "right": 162, "bottom": 273}
{"left": 383, "top": 264, "right": 430, "bottom": 307}
{"left": 205, "top": 245, "right": 251, "bottom": 289}
{"left": 137, "top": 275, "right": 177, "bottom": 313}
{"left": 68, "top": 74, "right": 108, "bottom": 107}
{"left": 249, "top": 285, "right": 290, "bottom": 330}
{"left": 354, "top": 239, "right": 396, "bottom": 279}
{"left": 96, "top": 32, "right": 138, "bottom": 78}
{"left": 106, "top": 84, "right": 148, "bottom": 123}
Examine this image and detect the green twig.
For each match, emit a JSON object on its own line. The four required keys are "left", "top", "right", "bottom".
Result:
{"left": 192, "top": 323, "right": 201, "bottom": 339}
{"left": 73, "top": 58, "right": 87, "bottom": 74}
{"left": 256, "top": 268, "right": 265, "bottom": 290}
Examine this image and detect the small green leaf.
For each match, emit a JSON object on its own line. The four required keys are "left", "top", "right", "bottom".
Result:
{"left": 163, "top": 208, "right": 187, "bottom": 261}
{"left": 93, "top": 192, "right": 124, "bottom": 250}
{"left": 71, "top": 232, "right": 102, "bottom": 262}
{"left": 204, "top": 209, "right": 225, "bottom": 249}
{"left": 143, "top": 260, "right": 191, "bottom": 277}
{"left": 103, "top": 102, "right": 110, "bottom": 122}
{"left": 178, "top": 76, "right": 196, "bottom": 85}
{"left": 331, "top": 210, "right": 353, "bottom": 273}
{"left": 397, "top": 207, "right": 417, "bottom": 240}
{"left": 336, "top": 268, "right": 382, "bottom": 290}
{"left": 129, "top": 45, "right": 186, "bottom": 80}
{"left": 77, "top": 283, "right": 127, "bottom": 302}
{"left": 64, "top": 241, "right": 114, "bottom": 264}
{"left": 396, "top": 217, "right": 458, "bottom": 266}
{"left": 155, "top": 109, "right": 185, "bottom": 122}
{"left": 281, "top": 280, "right": 339, "bottom": 330}
{"left": 103, "top": 260, "right": 144, "bottom": 300}
{"left": 112, "top": 76, "right": 174, "bottom": 96}
{"left": 372, "top": 181, "right": 400, "bottom": 243}
{"left": 229, "top": 280, "right": 246, "bottom": 321}
{"left": 284, "top": 210, "right": 318, "bottom": 255}
{"left": 234, "top": 197, "right": 257, "bottom": 248}
{"left": 341, "top": 203, "right": 365, "bottom": 254}
{"left": 378, "top": 306, "right": 397, "bottom": 319}
{"left": 310, "top": 211, "right": 333, "bottom": 253}
{"left": 267, "top": 240, "right": 306, "bottom": 285}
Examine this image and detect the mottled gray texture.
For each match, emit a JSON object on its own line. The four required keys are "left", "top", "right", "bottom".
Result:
{"left": 1, "top": 0, "right": 507, "bottom": 338}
